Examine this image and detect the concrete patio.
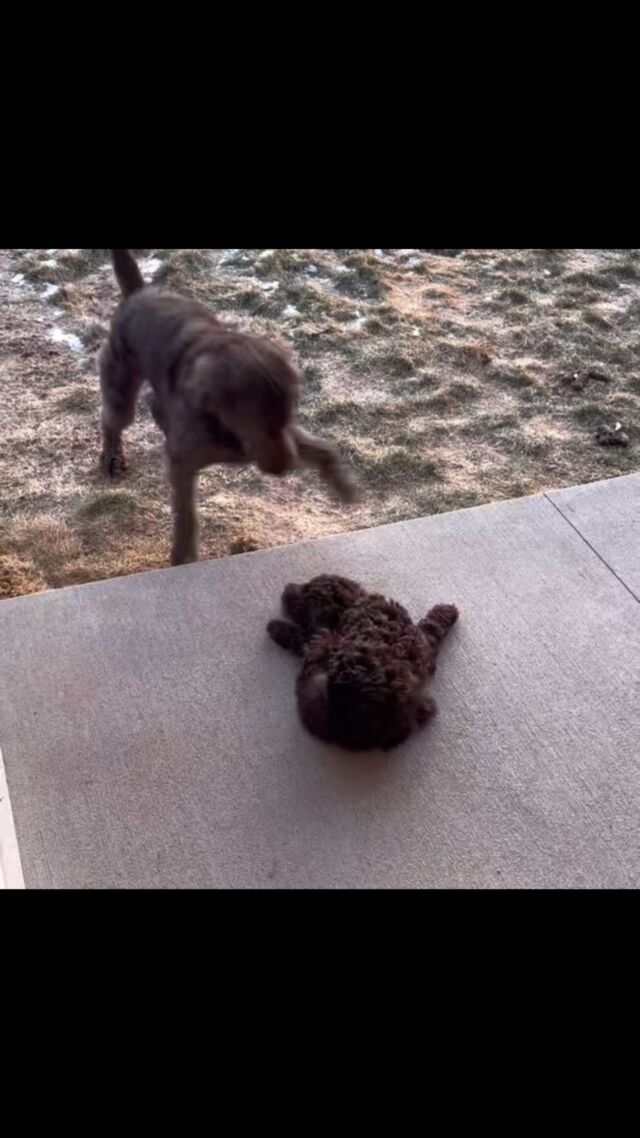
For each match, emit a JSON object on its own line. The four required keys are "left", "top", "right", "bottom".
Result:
{"left": 1, "top": 472, "right": 638, "bottom": 889}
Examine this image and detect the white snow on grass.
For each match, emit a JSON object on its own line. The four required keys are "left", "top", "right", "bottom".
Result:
{"left": 219, "top": 249, "right": 251, "bottom": 267}
{"left": 48, "top": 327, "right": 84, "bottom": 354}
{"left": 139, "top": 257, "right": 162, "bottom": 280}
{"left": 283, "top": 304, "right": 301, "bottom": 318}
{"left": 346, "top": 313, "right": 367, "bottom": 332}
{"left": 41, "top": 283, "right": 60, "bottom": 299}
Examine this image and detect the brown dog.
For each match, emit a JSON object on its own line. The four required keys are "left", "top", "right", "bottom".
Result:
{"left": 100, "top": 250, "right": 356, "bottom": 565}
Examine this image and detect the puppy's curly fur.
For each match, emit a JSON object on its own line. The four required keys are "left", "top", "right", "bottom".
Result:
{"left": 268, "top": 574, "right": 459, "bottom": 751}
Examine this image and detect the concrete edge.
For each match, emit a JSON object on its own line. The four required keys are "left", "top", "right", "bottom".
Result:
{"left": 1, "top": 473, "right": 637, "bottom": 618}
{"left": 0, "top": 478, "right": 601, "bottom": 614}
{"left": 0, "top": 747, "right": 25, "bottom": 889}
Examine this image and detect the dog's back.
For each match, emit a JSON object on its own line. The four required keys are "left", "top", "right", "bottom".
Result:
{"left": 111, "top": 289, "right": 223, "bottom": 385}
{"left": 100, "top": 250, "right": 355, "bottom": 565}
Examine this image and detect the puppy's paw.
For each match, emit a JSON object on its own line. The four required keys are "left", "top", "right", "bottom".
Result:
{"left": 267, "top": 619, "right": 303, "bottom": 654}
{"left": 428, "top": 603, "right": 459, "bottom": 628}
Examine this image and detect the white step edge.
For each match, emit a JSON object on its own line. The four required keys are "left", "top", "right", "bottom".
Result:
{"left": 0, "top": 747, "right": 25, "bottom": 889}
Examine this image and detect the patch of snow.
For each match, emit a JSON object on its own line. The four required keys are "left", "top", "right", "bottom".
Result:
{"left": 283, "top": 304, "right": 301, "bottom": 318}
{"left": 219, "top": 249, "right": 247, "bottom": 266}
{"left": 260, "top": 281, "right": 280, "bottom": 293}
{"left": 41, "top": 283, "right": 60, "bottom": 299}
{"left": 39, "top": 259, "right": 58, "bottom": 269}
{"left": 46, "top": 249, "right": 58, "bottom": 254}
{"left": 10, "top": 272, "right": 35, "bottom": 295}
{"left": 346, "top": 313, "right": 367, "bottom": 332}
{"left": 305, "top": 265, "right": 318, "bottom": 274}
{"left": 257, "top": 249, "right": 276, "bottom": 260}
{"left": 48, "top": 327, "right": 84, "bottom": 354}
{"left": 139, "top": 256, "right": 162, "bottom": 279}
{"left": 406, "top": 255, "right": 421, "bottom": 267}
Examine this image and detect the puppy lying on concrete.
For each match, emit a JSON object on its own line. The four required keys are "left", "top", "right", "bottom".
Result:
{"left": 100, "top": 250, "right": 356, "bottom": 565}
{"left": 268, "top": 574, "right": 459, "bottom": 751}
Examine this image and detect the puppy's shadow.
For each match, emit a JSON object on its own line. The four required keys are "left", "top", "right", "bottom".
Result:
{"left": 310, "top": 739, "right": 413, "bottom": 798}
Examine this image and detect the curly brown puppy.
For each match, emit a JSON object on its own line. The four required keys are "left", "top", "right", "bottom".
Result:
{"left": 268, "top": 574, "right": 459, "bottom": 751}
{"left": 100, "top": 251, "right": 356, "bottom": 565}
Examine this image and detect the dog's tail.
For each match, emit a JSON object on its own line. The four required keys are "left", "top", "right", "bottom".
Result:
{"left": 418, "top": 604, "right": 459, "bottom": 654}
{"left": 110, "top": 250, "right": 145, "bottom": 298}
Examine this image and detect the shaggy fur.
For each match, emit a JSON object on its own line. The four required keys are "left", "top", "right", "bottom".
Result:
{"left": 100, "top": 250, "right": 357, "bottom": 565}
{"left": 268, "top": 574, "right": 459, "bottom": 751}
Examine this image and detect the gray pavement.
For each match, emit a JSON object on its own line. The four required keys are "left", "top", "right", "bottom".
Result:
{"left": 1, "top": 473, "right": 638, "bottom": 888}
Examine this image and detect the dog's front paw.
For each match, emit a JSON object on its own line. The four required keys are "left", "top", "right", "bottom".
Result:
{"left": 332, "top": 466, "right": 359, "bottom": 505}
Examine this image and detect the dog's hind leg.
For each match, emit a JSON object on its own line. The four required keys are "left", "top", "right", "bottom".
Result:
{"left": 99, "top": 341, "right": 143, "bottom": 477}
{"left": 168, "top": 456, "right": 199, "bottom": 566}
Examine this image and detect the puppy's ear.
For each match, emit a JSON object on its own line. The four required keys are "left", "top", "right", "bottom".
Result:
{"left": 299, "top": 671, "right": 330, "bottom": 740}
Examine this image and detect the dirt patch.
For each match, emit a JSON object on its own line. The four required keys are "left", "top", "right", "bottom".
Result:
{"left": 0, "top": 247, "right": 638, "bottom": 599}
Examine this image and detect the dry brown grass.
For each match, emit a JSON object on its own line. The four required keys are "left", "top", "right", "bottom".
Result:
{"left": 1, "top": 248, "right": 638, "bottom": 599}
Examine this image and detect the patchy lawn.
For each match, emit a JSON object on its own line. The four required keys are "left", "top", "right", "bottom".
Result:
{"left": 1, "top": 248, "right": 638, "bottom": 598}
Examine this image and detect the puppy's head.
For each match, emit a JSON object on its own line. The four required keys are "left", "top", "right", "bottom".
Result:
{"left": 215, "top": 335, "right": 300, "bottom": 475}
{"left": 299, "top": 650, "right": 417, "bottom": 751}
{"left": 282, "top": 574, "right": 366, "bottom": 633}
